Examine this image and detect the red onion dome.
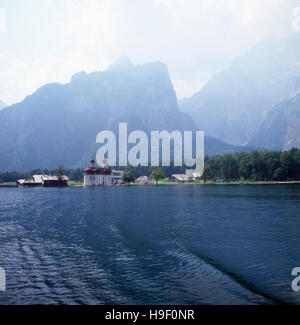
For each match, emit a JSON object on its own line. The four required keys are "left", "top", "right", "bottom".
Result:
{"left": 90, "top": 159, "right": 95, "bottom": 164}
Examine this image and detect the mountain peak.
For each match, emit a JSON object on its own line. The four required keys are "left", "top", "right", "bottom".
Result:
{"left": 71, "top": 71, "right": 87, "bottom": 83}
{"left": 108, "top": 56, "right": 134, "bottom": 71}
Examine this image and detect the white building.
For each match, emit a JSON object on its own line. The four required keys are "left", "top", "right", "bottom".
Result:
{"left": 112, "top": 170, "right": 124, "bottom": 184}
{"left": 84, "top": 159, "right": 113, "bottom": 186}
{"left": 136, "top": 176, "right": 151, "bottom": 184}
{"left": 169, "top": 174, "right": 188, "bottom": 182}
{"left": 190, "top": 172, "right": 201, "bottom": 181}
{"left": 17, "top": 175, "right": 69, "bottom": 187}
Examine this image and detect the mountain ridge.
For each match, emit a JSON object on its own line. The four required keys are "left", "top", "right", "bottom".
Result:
{"left": 179, "top": 33, "right": 300, "bottom": 147}
{"left": 0, "top": 59, "right": 250, "bottom": 172}
{"left": 249, "top": 92, "right": 300, "bottom": 150}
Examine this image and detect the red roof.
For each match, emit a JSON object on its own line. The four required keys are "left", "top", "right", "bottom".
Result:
{"left": 84, "top": 168, "right": 112, "bottom": 175}
{"left": 84, "top": 168, "right": 94, "bottom": 175}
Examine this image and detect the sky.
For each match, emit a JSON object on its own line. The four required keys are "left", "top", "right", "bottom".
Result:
{"left": 0, "top": 0, "right": 299, "bottom": 106}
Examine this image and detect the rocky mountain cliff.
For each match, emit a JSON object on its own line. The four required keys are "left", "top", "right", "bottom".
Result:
{"left": 0, "top": 58, "right": 245, "bottom": 171}
{"left": 179, "top": 33, "right": 300, "bottom": 146}
{"left": 249, "top": 92, "right": 300, "bottom": 150}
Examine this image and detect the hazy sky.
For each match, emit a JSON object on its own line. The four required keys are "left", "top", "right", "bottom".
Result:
{"left": 0, "top": 0, "right": 299, "bottom": 105}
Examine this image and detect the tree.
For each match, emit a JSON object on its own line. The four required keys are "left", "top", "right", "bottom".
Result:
{"left": 260, "top": 151, "right": 280, "bottom": 181}
{"left": 273, "top": 167, "right": 286, "bottom": 181}
{"left": 218, "top": 154, "right": 238, "bottom": 182}
{"left": 150, "top": 168, "right": 165, "bottom": 185}
{"left": 55, "top": 165, "right": 66, "bottom": 181}
{"left": 280, "top": 151, "right": 293, "bottom": 180}
{"left": 122, "top": 171, "right": 135, "bottom": 185}
{"left": 202, "top": 165, "right": 214, "bottom": 184}
{"left": 69, "top": 168, "right": 84, "bottom": 181}
{"left": 291, "top": 148, "right": 300, "bottom": 180}
{"left": 239, "top": 153, "right": 252, "bottom": 180}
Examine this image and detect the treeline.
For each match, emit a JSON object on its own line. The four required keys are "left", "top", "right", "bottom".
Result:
{"left": 1, "top": 148, "right": 300, "bottom": 183}
{"left": 0, "top": 167, "right": 85, "bottom": 183}
{"left": 120, "top": 148, "right": 300, "bottom": 181}
{"left": 121, "top": 165, "right": 186, "bottom": 178}
{"left": 0, "top": 165, "right": 186, "bottom": 183}
{"left": 204, "top": 148, "right": 300, "bottom": 181}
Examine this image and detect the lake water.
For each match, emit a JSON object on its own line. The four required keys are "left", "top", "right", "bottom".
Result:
{"left": 0, "top": 185, "right": 300, "bottom": 305}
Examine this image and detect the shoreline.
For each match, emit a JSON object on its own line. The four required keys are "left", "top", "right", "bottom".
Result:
{"left": 120, "top": 181, "right": 300, "bottom": 186}
{"left": 1, "top": 181, "right": 300, "bottom": 188}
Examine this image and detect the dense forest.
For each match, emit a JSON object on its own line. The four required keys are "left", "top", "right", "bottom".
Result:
{"left": 125, "top": 148, "right": 300, "bottom": 181}
{"left": 0, "top": 148, "right": 300, "bottom": 183}
{"left": 204, "top": 148, "right": 300, "bottom": 181}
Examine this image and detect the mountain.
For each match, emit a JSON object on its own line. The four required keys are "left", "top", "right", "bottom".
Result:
{"left": 0, "top": 58, "right": 249, "bottom": 172}
{"left": 0, "top": 100, "right": 6, "bottom": 110}
{"left": 249, "top": 92, "right": 300, "bottom": 150}
{"left": 179, "top": 33, "right": 300, "bottom": 146}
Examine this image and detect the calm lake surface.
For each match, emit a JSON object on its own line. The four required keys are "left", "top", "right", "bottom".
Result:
{"left": 0, "top": 185, "right": 300, "bottom": 305}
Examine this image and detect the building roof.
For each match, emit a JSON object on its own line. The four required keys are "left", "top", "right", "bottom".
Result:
{"left": 16, "top": 179, "right": 26, "bottom": 184}
{"left": 170, "top": 174, "right": 188, "bottom": 181}
{"left": 136, "top": 176, "right": 150, "bottom": 183}
{"left": 191, "top": 172, "right": 201, "bottom": 178}
{"left": 42, "top": 175, "right": 69, "bottom": 181}
{"left": 215, "top": 177, "right": 225, "bottom": 181}
{"left": 24, "top": 175, "right": 44, "bottom": 184}
{"left": 84, "top": 168, "right": 112, "bottom": 175}
{"left": 24, "top": 175, "right": 69, "bottom": 184}
{"left": 112, "top": 170, "right": 124, "bottom": 175}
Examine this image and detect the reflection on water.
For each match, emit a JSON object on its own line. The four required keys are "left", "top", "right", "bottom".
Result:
{"left": 0, "top": 185, "right": 300, "bottom": 305}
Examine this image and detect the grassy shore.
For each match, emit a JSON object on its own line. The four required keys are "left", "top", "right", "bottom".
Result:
{"left": 0, "top": 182, "right": 18, "bottom": 187}
{"left": 125, "top": 178, "right": 300, "bottom": 186}
{"left": 68, "top": 181, "right": 84, "bottom": 186}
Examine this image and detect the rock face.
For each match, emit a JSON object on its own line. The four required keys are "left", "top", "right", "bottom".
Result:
{"left": 249, "top": 93, "right": 300, "bottom": 150}
{"left": 0, "top": 58, "right": 244, "bottom": 171}
{"left": 179, "top": 33, "right": 300, "bottom": 146}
